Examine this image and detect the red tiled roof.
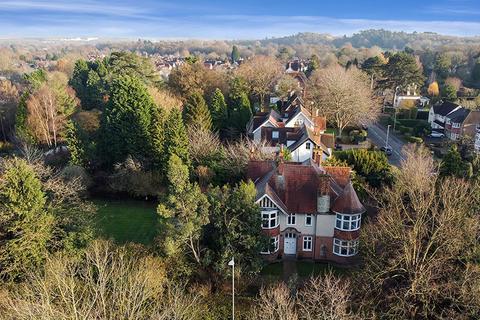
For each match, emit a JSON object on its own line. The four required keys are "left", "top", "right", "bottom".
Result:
{"left": 251, "top": 161, "right": 362, "bottom": 215}
{"left": 331, "top": 182, "right": 365, "bottom": 214}
{"left": 323, "top": 167, "right": 351, "bottom": 188}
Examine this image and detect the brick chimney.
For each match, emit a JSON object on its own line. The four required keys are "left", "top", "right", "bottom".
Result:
{"left": 317, "top": 177, "right": 330, "bottom": 213}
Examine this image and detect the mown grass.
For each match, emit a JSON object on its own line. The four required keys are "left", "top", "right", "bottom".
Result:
{"left": 93, "top": 198, "right": 158, "bottom": 245}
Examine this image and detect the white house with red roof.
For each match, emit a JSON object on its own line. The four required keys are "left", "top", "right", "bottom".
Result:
{"left": 247, "top": 160, "right": 365, "bottom": 263}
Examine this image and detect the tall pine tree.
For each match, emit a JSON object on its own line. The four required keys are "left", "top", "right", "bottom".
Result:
{"left": 182, "top": 92, "right": 212, "bottom": 131}
{"left": 99, "top": 75, "right": 156, "bottom": 166}
{"left": 164, "top": 108, "right": 190, "bottom": 169}
{"left": 209, "top": 88, "right": 228, "bottom": 131}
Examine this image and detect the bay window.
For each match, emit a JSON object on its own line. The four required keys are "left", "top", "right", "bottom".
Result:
{"left": 333, "top": 238, "right": 359, "bottom": 257}
{"left": 261, "top": 235, "right": 279, "bottom": 254}
{"left": 335, "top": 213, "right": 361, "bottom": 231}
{"left": 262, "top": 210, "right": 278, "bottom": 229}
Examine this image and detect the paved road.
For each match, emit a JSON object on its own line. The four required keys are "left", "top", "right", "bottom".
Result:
{"left": 367, "top": 123, "right": 406, "bottom": 167}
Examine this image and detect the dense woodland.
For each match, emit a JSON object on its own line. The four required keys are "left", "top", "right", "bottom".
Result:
{"left": 0, "top": 29, "right": 480, "bottom": 319}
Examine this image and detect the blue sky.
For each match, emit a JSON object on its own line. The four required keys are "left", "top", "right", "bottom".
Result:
{"left": 0, "top": 0, "right": 479, "bottom": 39}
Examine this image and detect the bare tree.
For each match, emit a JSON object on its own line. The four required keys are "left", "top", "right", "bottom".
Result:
{"left": 308, "top": 65, "right": 378, "bottom": 136}
{"left": 276, "top": 74, "right": 300, "bottom": 100}
{"left": 26, "top": 85, "right": 64, "bottom": 147}
{"left": 251, "top": 283, "right": 298, "bottom": 320}
{"left": 1, "top": 240, "right": 205, "bottom": 320}
{"left": 357, "top": 146, "right": 480, "bottom": 319}
{"left": 236, "top": 55, "right": 283, "bottom": 109}
{"left": 297, "top": 273, "right": 353, "bottom": 320}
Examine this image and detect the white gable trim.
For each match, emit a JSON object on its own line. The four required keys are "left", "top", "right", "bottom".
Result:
{"left": 252, "top": 119, "right": 277, "bottom": 134}
{"left": 285, "top": 112, "right": 314, "bottom": 129}
{"left": 256, "top": 194, "right": 287, "bottom": 215}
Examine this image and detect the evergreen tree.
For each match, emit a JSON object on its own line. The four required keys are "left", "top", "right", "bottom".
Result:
{"left": 0, "top": 158, "right": 54, "bottom": 281}
{"left": 69, "top": 60, "right": 89, "bottom": 105}
{"left": 157, "top": 154, "right": 209, "bottom": 265}
{"left": 231, "top": 92, "right": 252, "bottom": 133}
{"left": 14, "top": 92, "right": 34, "bottom": 143}
{"left": 183, "top": 92, "right": 212, "bottom": 131}
{"left": 440, "top": 145, "right": 465, "bottom": 178}
{"left": 205, "top": 181, "right": 267, "bottom": 277}
{"left": 99, "top": 75, "right": 156, "bottom": 166}
{"left": 150, "top": 106, "right": 166, "bottom": 170}
{"left": 473, "top": 59, "right": 480, "bottom": 82}
{"left": 384, "top": 52, "right": 425, "bottom": 91}
{"left": 443, "top": 84, "right": 458, "bottom": 101}
{"left": 209, "top": 88, "right": 228, "bottom": 131}
{"left": 231, "top": 45, "right": 240, "bottom": 63}
{"left": 64, "top": 120, "right": 86, "bottom": 166}
{"left": 85, "top": 69, "right": 105, "bottom": 108}
{"left": 164, "top": 108, "right": 190, "bottom": 169}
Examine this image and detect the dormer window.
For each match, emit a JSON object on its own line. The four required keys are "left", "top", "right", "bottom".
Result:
{"left": 272, "top": 131, "right": 279, "bottom": 139}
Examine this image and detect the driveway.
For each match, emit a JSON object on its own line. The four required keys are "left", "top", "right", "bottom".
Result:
{"left": 367, "top": 123, "right": 406, "bottom": 167}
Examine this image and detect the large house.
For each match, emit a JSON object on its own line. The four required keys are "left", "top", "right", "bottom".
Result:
{"left": 428, "top": 101, "right": 461, "bottom": 131}
{"left": 428, "top": 101, "right": 480, "bottom": 142}
{"left": 260, "top": 125, "right": 333, "bottom": 163}
{"left": 247, "top": 95, "right": 333, "bottom": 163}
{"left": 247, "top": 160, "right": 365, "bottom": 264}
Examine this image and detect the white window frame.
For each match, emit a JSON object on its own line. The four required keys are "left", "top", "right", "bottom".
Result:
{"left": 261, "top": 235, "right": 279, "bottom": 254}
{"left": 452, "top": 122, "right": 461, "bottom": 128}
{"left": 303, "top": 236, "right": 313, "bottom": 252}
{"left": 305, "top": 214, "right": 313, "bottom": 226}
{"left": 305, "top": 142, "right": 311, "bottom": 150}
{"left": 262, "top": 210, "right": 278, "bottom": 229}
{"left": 272, "top": 130, "right": 279, "bottom": 139}
{"left": 287, "top": 213, "right": 296, "bottom": 225}
{"left": 333, "top": 238, "right": 359, "bottom": 257}
{"left": 335, "top": 213, "right": 361, "bottom": 231}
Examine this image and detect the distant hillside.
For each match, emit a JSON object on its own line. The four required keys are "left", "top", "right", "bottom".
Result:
{"left": 257, "top": 29, "right": 480, "bottom": 50}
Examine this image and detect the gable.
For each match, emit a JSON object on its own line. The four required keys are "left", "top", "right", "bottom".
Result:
{"left": 256, "top": 194, "right": 287, "bottom": 214}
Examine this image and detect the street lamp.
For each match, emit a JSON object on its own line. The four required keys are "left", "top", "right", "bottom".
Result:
{"left": 228, "top": 258, "right": 235, "bottom": 320}
{"left": 386, "top": 125, "right": 391, "bottom": 149}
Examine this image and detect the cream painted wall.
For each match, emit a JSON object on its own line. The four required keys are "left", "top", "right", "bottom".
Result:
{"left": 291, "top": 140, "right": 314, "bottom": 162}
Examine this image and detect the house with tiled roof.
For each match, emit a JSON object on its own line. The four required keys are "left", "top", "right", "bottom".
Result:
{"left": 445, "top": 109, "right": 480, "bottom": 141}
{"left": 428, "top": 101, "right": 462, "bottom": 131}
{"left": 247, "top": 160, "right": 365, "bottom": 263}
{"left": 261, "top": 125, "right": 333, "bottom": 163}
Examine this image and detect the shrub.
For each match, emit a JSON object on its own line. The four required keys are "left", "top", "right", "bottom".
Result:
{"left": 406, "top": 136, "right": 423, "bottom": 144}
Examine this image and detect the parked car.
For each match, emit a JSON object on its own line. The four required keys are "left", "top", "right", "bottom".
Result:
{"left": 380, "top": 146, "right": 393, "bottom": 156}
{"left": 428, "top": 132, "right": 445, "bottom": 138}
{"left": 334, "top": 143, "right": 343, "bottom": 151}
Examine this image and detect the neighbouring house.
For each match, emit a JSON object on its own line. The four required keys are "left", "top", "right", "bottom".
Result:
{"left": 246, "top": 103, "right": 316, "bottom": 143}
{"left": 247, "top": 160, "right": 365, "bottom": 264}
{"left": 428, "top": 101, "right": 462, "bottom": 131}
{"left": 247, "top": 98, "right": 332, "bottom": 162}
{"left": 261, "top": 124, "right": 333, "bottom": 162}
{"left": 445, "top": 109, "right": 480, "bottom": 141}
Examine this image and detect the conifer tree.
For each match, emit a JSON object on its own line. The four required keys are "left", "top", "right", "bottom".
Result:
{"left": 233, "top": 92, "right": 252, "bottom": 133}
{"left": 183, "top": 92, "right": 212, "bottom": 131}
{"left": 209, "top": 88, "right": 228, "bottom": 131}
{"left": 150, "top": 106, "right": 166, "bottom": 169}
{"left": 164, "top": 108, "right": 190, "bottom": 169}
{"left": 99, "top": 75, "right": 156, "bottom": 165}
{"left": 65, "top": 120, "right": 86, "bottom": 166}
{"left": 0, "top": 158, "right": 54, "bottom": 281}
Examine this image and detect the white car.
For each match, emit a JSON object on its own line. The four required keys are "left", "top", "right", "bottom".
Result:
{"left": 428, "top": 132, "right": 445, "bottom": 138}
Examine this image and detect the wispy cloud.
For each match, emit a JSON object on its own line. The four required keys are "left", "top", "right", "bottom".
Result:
{"left": 0, "top": 3, "right": 479, "bottom": 39}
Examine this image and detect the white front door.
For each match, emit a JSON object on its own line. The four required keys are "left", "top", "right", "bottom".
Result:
{"left": 284, "top": 232, "right": 297, "bottom": 255}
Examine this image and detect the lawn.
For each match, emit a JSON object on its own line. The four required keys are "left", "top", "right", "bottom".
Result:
{"left": 93, "top": 198, "right": 158, "bottom": 245}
